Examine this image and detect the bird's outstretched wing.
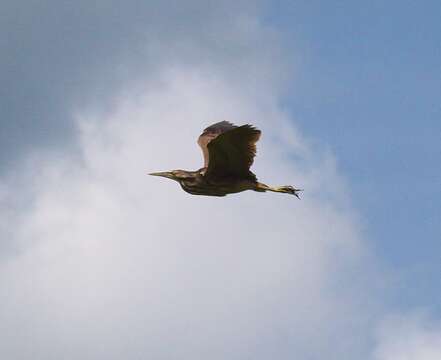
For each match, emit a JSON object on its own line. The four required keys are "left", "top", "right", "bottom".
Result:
{"left": 204, "top": 124, "right": 261, "bottom": 181}
{"left": 197, "top": 121, "right": 237, "bottom": 168}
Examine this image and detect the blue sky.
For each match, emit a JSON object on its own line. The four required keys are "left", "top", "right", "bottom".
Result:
{"left": 1, "top": 1, "right": 440, "bottom": 359}
{"left": 267, "top": 0, "right": 441, "bottom": 313}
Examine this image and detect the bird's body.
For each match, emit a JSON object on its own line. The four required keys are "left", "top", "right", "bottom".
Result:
{"left": 150, "top": 121, "right": 302, "bottom": 198}
{"left": 179, "top": 170, "right": 257, "bottom": 197}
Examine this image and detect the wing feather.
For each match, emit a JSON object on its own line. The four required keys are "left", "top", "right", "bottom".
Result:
{"left": 204, "top": 124, "right": 261, "bottom": 181}
{"left": 197, "top": 121, "right": 237, "bottom": 167}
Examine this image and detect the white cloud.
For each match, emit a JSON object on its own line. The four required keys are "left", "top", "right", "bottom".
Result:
{"left": 0, "top": 64, "right": 379, "bottom": 359}
{"left": 2, "top": 3, "right": 432, "bottom": 360}
{"left": 374, "top": 313, "right": 441, "bottom": 360}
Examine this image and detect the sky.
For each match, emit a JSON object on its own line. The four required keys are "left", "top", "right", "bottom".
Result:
{"left": 1, "top": 1, "right": 440, "bottom": 359}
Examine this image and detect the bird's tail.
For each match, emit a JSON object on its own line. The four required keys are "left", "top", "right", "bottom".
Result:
{"left": 256, "top": 183, "right": 302, "bottom": 199}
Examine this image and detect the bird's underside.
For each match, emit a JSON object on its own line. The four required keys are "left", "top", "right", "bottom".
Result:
{"left": 149, "top": 120, "right": 302, "bottom": 198}
{"left": 179, "top": 173, "right": 258, "bottom": 197}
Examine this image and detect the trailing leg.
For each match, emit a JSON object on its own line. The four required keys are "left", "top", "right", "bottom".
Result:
{"left": 255, "top": 182, "right": 302, "bottom": 198}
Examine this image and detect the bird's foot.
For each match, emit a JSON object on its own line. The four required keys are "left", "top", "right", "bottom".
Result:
{"left": 276, "top": 186, "right": 303, "bottom": 198}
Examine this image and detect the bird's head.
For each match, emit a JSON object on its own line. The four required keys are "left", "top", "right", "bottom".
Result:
{"left": 148, "top": 170, "right": 194, "bottom": 182}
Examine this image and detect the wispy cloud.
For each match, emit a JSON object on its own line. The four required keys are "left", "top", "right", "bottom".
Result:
{"left": 374, "top": 312, "right": 441, "bottom": 360}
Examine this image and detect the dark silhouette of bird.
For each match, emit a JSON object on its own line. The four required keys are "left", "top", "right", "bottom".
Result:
{"left": 149, "top": 121, "right": 302, "bottom": 198}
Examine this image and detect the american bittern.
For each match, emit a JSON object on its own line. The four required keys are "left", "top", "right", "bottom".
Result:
{"left": 150, "top": 121, "right": 302, "bottom": 198}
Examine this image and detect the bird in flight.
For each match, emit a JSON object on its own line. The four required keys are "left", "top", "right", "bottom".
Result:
{"left": 149, "top": 121, "right": 302, "bottom": 198}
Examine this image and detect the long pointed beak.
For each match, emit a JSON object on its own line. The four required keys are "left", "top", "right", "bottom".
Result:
{"left": 148, "top": 171, "right": 174, "bottom": 179}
